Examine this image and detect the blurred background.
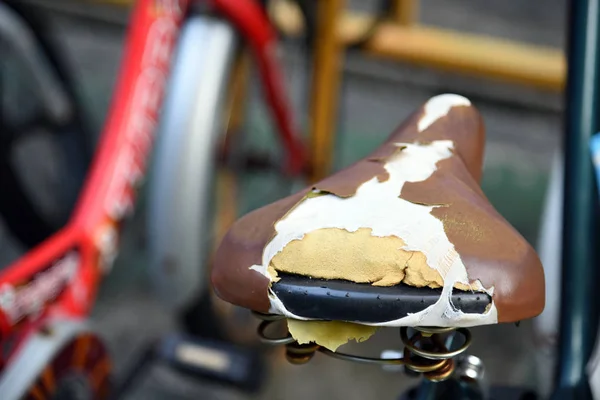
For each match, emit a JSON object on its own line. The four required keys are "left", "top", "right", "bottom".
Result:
{"left": 0, "top": 0, "right": 566, "bottom": 399}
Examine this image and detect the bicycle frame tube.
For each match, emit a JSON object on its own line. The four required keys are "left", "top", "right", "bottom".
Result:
{"left": 0, "top": 0, "right": 304, "bottom": 365}
{"left": 552, "top": 0, "right": 600, "bottom": 398}
{"left": 0, "top": 0, "right": 189, "bottom": 346}
{"left": 213, "top": 0, "right": 306, "bottom": 175}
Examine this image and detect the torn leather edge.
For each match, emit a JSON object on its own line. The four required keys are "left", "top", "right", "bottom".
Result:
{"left": 249, "top": 139, "right": 498, "bottom": 328}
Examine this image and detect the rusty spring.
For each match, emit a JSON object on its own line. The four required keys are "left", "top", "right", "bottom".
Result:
{"left": 253, "top": 312, "right": 472, "bottom": 382}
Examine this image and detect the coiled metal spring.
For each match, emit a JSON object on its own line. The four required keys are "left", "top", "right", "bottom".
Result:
{"left": 253, "top": 312, "right": 472, "bottom": 382}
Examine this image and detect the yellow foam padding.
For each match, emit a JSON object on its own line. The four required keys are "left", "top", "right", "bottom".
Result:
{"left": 287, "top": 319, "right": 378, "bottom": 352}
{"left": 270, "top": 227, "right": 447, "bottom": 288}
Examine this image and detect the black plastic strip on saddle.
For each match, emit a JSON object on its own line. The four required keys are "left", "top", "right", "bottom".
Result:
{"left": 271, "top": 273, "right": 491, "bottom": 323}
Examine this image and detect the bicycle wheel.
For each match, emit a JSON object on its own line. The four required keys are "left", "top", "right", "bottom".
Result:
{"left": 147, "top": 15, "right": 247, "bottom": 340}
{"left": 0, "top": 320, "right": 110, "bottom": 400}
{"left": 533, "top": 150, "right": 563, "bottom": 398}
{"left": 0, "top": 1, "right": 92, "bottom": 249}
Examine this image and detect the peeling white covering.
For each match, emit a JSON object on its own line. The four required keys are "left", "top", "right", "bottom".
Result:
{"left": 250, "top": 139, "right": 497, "bottom": 328}
{"left": 418, "top": 94, "right": 471, "bottom": 132}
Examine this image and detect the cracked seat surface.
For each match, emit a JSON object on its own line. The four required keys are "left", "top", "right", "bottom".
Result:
{"left": 211, "top": 94, "right": 545, "bottom": 327}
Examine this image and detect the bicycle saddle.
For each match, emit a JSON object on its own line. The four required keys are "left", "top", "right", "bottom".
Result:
{"left": 212, "top": 94, "right": 544, "bottom": 332}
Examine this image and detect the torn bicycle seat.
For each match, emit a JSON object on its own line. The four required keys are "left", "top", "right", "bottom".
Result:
{"left": 211, "top": 94, "right": 545, "bottom": 329}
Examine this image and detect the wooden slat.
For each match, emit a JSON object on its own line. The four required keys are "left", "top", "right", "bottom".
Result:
{"left": 271, "top": 3, "right": 566, "bottom": 92}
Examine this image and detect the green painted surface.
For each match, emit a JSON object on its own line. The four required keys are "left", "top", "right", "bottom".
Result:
{"left": 482, "top": 166, "right": 549, "bottom": 245}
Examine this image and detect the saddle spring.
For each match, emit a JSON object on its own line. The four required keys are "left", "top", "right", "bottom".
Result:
{"left": 253, "top": 312, "right": 472, "bottom": 382}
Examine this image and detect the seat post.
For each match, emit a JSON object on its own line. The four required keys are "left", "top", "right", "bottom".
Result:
{"left": 553, "top": 0, "right": 600, "bottom": 397}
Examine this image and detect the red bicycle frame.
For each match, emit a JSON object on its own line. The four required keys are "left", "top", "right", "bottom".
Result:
{"left": 0, "top": 0, "right": 305, "bottom": 367}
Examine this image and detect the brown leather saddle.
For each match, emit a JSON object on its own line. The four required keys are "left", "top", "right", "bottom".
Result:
{"left": 212, "top": 94, "right": 544, "bottom": 327}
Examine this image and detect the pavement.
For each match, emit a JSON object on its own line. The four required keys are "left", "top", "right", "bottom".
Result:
{"left": 1, "top": 1, "right": 566, "bottom": 399}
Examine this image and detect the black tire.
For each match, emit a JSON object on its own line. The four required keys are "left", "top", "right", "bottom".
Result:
{"left": 0, "top": 1, "right": 92, "bottom": 248}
